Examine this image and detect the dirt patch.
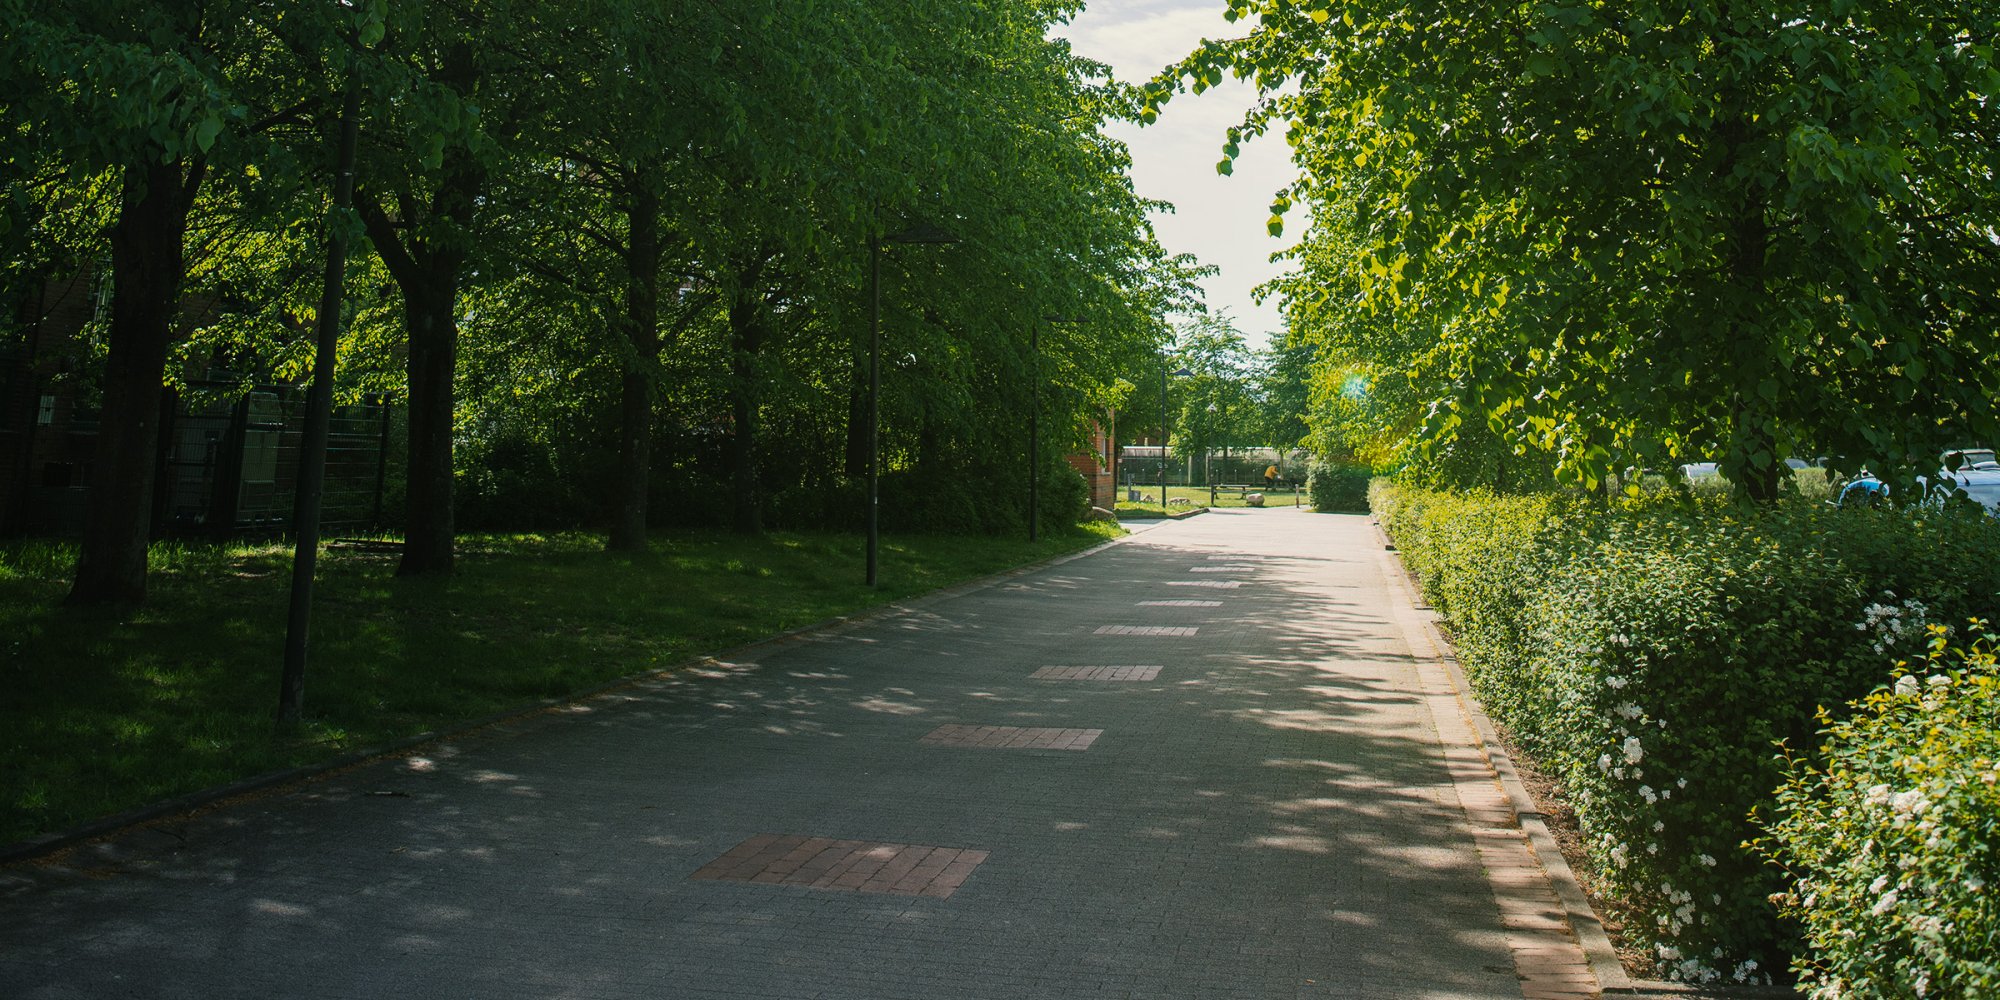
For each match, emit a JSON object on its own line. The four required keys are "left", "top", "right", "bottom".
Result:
{"left": 1489, "top": 722, "right": 1662, "bottom": 981}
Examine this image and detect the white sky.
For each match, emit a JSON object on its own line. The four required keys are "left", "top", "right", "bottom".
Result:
{"left": 1055, "top": 0, "right": 1296, "bottom": 348}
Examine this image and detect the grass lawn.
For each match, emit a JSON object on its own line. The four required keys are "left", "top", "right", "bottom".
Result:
{"left": 1114, "top": 484, "right": 1308, "bottom": 514}
{"left": 0, "top": 523, "right": 1119, "bottom": 847}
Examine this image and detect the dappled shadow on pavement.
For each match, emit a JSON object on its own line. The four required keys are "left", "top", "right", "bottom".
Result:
{"left": 0, "top": 509, "right": 1521, "bottom": 1000}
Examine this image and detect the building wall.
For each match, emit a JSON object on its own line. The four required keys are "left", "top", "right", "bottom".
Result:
{"left": 1065, "top": 420, "right": 1115, "bottom": 510}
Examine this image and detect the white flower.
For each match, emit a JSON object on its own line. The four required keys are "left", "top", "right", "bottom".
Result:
{"left": 1605, "top": 674, "right": 1628, "bottom": 689}
{"left": 1895, "top": 675, "right": 1919, "bottom": 697}
{"left": 1598, "top": 753, "right": 1613, "bottom": 773}
{"left": 1865, "top": 784, "right": 1891, "bottom": 806}
{"left": 1639, "top": 784, "right": 1657, "bottom": 804}
{"left": 1623, "top": 737, "right": 1645, "bottom": 764}
{"left": 1868, "top": 874, "right": 1890, "bottom": 894}
{"left": 1677, "top": 777, "right": 1688, "bottom": 789}
{"left": 1967, "top": 876, "right": 1987, "bottom": 892}
{"left": 1871, "top": 890, "right": 1900, "bottom": 915}
{"left": 1926, "top": 674, "right": 1950, "bottom": 689}
{"left": 1699, "top": 854, "right": 1717, "bottom": 867}
{"left": 1615, "top": 701, "right": 1644, "bottom": 720}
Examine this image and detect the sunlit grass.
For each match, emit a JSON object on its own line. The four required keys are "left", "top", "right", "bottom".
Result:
{"left": 0, "top": 521, "right": 1118, "bottom": 846}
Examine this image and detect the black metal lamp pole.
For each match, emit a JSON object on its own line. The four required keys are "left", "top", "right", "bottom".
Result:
{"left": 1159, "top": 365, "right": 1190, "bottom": 508}
{"left": 867, "top": 233, "right": 882, "bottom": 587}
{"left": 865, "top": 224, "right": 957, "bottom": 587}
{"left": 1030, "top": 318, "right": 1041, "bottom": 540}
{"left": 1160, "top": 365, "right": 1168, "bottom": 507}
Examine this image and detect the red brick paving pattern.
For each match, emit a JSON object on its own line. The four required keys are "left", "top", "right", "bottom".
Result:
{"left": 1028, "top": 665, "right": 1162, "bottom": 681}
{"left": 691, "top": 834, "right": 990, "bottom": 899}
{"left": 919, "top": 724, "right": 1102, "bottom": 750}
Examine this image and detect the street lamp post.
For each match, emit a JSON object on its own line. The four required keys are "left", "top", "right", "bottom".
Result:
{"left": 1032, "top": 315, "right": 1082, "bottom": 542}
{"left": 867, "top": 223, "right": 958, "bottom": 587}
{"left": 1160, "top": 365, "right": 1191, "bottom": 508}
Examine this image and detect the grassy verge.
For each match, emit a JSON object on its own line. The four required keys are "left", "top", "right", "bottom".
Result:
{"left": 1114, "top": 485, "right": 1305, "bottom": 513}
{"left": 0, "top": 522, "right": 1120, "bottom": 847}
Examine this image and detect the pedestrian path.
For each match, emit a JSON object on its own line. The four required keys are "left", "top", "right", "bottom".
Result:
{"left": 0, "top": 510, "right": 1597, "bottom": 999}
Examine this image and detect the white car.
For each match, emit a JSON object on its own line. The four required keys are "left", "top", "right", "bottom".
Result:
{"left": 1927, "top": 466, "right": 2000, "bottom": 516}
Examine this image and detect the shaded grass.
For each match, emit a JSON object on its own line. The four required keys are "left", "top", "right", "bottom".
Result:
{"left": 0, "top": 522, "right": 1120, "bottom": 846}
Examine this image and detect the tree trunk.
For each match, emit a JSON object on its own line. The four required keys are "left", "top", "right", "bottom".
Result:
{"left": 607, "top": 180, "right": 661, "bottom": 552}
{"left": 725, "top": 258, "right": 768, "bottom": 535}
{"left": 359, "top": 163, "right": 480, "bottom": 576}
{"left": 843, "top": 376, "right": 868, "bottom": 481}
{"left": 68, "top": 156, "right": 202, "bottom": 606}
{"left": 1718, "top": 116, "right": 1780, "bottom": 504}
{"left": 398, "top": 279, "right": 458, "bottom": 575}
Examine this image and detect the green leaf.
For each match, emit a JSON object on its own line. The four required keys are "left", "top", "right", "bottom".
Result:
{"left": 194, "top": 116, "right": 222, "bottom": 153}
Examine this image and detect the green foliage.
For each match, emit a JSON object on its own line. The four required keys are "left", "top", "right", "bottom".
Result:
{"left": 1166, "top": 0, "right": 2000, "bottom": 501}
{"left": 1305, "top": 460, "right": 1371, "bottom": 512}
{"left": 1374, "top": 482, "right": 2000, "bottom": 982}
{"left": 1759, "top": 628, "right": 2000, "bottom": 999}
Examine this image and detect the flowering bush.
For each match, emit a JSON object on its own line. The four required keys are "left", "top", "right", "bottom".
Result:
{"left": 1760, "top": 627, "right": 2000, "bottom": 998}
{"left": 1373, "top": 483, "right": 2000, "bottom": 982}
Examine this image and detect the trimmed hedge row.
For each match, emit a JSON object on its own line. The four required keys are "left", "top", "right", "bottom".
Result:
{"left": 1370, "top": 482, "right": 2000, "bottom": 985}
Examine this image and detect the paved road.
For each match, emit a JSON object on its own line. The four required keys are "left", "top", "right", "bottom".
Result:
{"left": 0, "top": 510, "right": 1594, "bottom": 999}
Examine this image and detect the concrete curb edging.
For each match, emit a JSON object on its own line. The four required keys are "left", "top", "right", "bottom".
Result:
{"left": 1372, "top": 521, "right": 1799, "bottom": 999}
{"left": 1115, "top": 506, "right": 1207, "bottom": 521}
{"left": 1, "top": 530, "right": 1138, "bottom": 868}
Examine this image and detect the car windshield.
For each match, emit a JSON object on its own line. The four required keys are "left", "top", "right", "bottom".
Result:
{"left": 1946, "top": 449, "right": 1998, "bottom": 470}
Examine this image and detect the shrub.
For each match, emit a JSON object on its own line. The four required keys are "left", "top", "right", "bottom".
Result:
{"left": 1307, "top": 460, "right": 1372, "bottom": 512}
{"left": 1038, "top": 461, "right": 1090, "bottom": 530}
{"left": 1759, "top": 627, "right": 2000, "bottom": 999}
{"left": 1373, "top": 483, "right": 2000, "bottom": 982}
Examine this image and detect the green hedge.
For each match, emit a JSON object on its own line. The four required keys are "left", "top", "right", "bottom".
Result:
{"left": 1371, "top": 482, "right": 2000, "bottom": 984}
{"left": 1307, "top": 460, "right": 1372, "bottom": 512}
{"left": 1761, "top": 629, "right": 2000, "bottom": 998}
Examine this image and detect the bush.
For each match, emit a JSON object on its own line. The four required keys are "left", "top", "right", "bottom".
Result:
{"left": 1307, "top": 460, "right": 1372, "bottom": 512}
{"left": 1374, "top": 483, "right": 2000, "bottom": 982}
{"left": 1760, "top": 628, "right": 2000, "bottom": 999}
{"left": 1038, "top": 460, "right": 1090, "bottom": 530}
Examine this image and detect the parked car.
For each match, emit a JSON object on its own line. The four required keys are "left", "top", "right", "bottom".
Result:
{"left": 1941, "top": 448, "right": 1999, "bottom": 472}
{"left": 1927, "top": 467, "right": 2000, "bottom": 516}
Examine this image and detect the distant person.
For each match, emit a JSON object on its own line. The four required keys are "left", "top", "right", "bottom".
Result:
{"left": 1838, "top": 476, "right": 1889, "bottom": 509}
{"left": 1264, "top": 464, "right": 1278, "bottom": 491}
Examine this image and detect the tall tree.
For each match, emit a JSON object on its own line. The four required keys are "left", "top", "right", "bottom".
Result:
{"left": 1157, "top": 0, "right": 2000, "bottom": 499}
{"left": 7, "top": 0, "right": 335, "bottom": 602}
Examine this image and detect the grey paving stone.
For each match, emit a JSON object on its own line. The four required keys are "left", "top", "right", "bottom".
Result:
{"left": 1, "top": 510, "right": 1531, "bottom": 999}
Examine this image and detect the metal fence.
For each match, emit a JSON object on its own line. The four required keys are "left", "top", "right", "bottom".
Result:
{"left": 4, "top": 379, "right": 389, "bottom": 540}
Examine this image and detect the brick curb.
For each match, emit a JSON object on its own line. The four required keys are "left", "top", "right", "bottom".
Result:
{"left": 0, "top": 531, "right": 1138, "bottom": 868}
{"left": 1373, "top": 521, "right": 1801, "bottom": 1000}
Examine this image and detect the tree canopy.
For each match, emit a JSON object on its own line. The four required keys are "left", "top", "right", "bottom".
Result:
{"left": 3, "top": 0, "right": 1205, "bottom": 600}
{"left": 1152, "top": 0, "right": 2000, "bottom": 500}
